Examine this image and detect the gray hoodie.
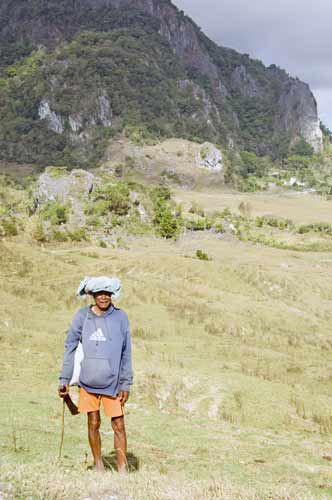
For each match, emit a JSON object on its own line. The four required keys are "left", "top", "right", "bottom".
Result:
{"left": 59, "top": 305, "right": 133, "bottom": 395}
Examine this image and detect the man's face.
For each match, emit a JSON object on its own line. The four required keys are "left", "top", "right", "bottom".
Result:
{"left": 93, "top": 291, "right": 113, "bottom": 310}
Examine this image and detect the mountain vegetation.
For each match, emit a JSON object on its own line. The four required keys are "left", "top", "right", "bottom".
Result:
{"left": 0, "top": 0, "right": 325, "bottom": 171}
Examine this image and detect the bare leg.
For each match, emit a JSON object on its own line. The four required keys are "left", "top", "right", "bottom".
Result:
{"left": 111, "top": 416, "right": 127, "bottom": 473}
{"left": 88, "top": 411, "right": 105, "bottom": 471}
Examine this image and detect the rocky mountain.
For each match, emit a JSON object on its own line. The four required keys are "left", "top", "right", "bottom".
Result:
{"left": 0, "top": 0, "right": 323, "bottom": 167}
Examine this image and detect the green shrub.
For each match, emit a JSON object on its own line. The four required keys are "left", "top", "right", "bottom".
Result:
{"left": 32, "top": 222, "right": 47, "bottom": 242}
{"left": 85, "top": 200, "right": 110, "bottom": 217}
{"left": 290, "top": 138, "right": 314, "bottom": 157}
{"left": 51, "top": 230, "right": 68, "bottom": 242}
{"left": 1, "top": 219, "right": 18, "bottom": 236}
{"left": 237, "top": 176, "right": 261, "bottom": 192}
{"left": 221, "top": 208, "right": 232, "bottom": 218}
{"left": 93, "top": 182, "right": 130, "bottom": 216}
{"left": 212, "top": 221, "right": 225, "bottom": 233}
{"left": 196, "top": 249, "right": 211, "bottom": 261}
{"left": 255, "top": 216, "right": 292, "bottom": 230}
{"left": 68, "top": 229, "right": 88, "bottom": 241}
{"left": 286, "top": 155, "right": 311, "bottom": 169}
{"left": 185, "top": 217, "right": 211, "bottom": 231}
{"left": 40, "top": 202, "right": 69, "bottom": 225}
{"left": 189, "top": 202, "right": 205, "bottom": 217}
{"left": 154, "top": 204, "right": 180, "bottom": 239}
{"left": 161, "top": 170, "right": 181, "bottom": 184}
{"left": 297, "top": 225, "right": 311, "bottom": 234}
{"left": 200, "top": 146, "right": 209, "bottom": 160}
{"left": 151, "top": 186, "right": 171, "bottom": 203}
{"left": 297, "top": 222, "right": 332, "bottom": 236}
{"left": 99, "top": 240, "right": 107, "bottom": 248}
{"left": 86, "top": 215, "right": 102, "bottom": 227}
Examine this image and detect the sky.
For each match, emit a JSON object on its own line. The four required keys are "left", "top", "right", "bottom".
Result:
{"left": 173, "top": 0, "right": 332, "bottom": 129}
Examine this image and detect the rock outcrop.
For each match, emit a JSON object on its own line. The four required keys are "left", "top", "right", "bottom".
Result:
{"left": 36, "top": 167, "right": 94, "bottom": 226}
{"left": 198, "top": 143, "right": 223, "bottom": 172}
{"left": 275, "top": 80, "right": 323, "bottom": 153}
{"left": 38, "top": 101, "right": 64, "bottom": 134}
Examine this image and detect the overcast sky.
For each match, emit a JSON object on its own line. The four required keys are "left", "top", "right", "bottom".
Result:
{"left": 173, "top": 0, "right": 332, "bottom": 129}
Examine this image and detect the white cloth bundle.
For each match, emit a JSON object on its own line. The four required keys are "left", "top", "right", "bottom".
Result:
{"left": 70, "top": 343, "right": 84, "bottom": 386}
{"left": 69, "top": 310, "right": 89, "bottom": 386}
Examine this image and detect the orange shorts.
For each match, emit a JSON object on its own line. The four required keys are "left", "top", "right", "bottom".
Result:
{"left": 78, "top": 387, "right": 124, "bottom": 418}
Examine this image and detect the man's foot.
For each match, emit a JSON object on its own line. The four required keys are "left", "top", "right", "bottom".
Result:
{"left": 94, "top": 461, "right": 106, "bottom": 472}
{"left": 118, "top": 464, "right": 128, "bottom": 474}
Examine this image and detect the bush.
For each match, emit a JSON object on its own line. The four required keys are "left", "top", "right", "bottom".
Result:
{"left": 1, "top": 219, "right": 18, "bottom": 236}
{"left": 255, "top": 216, "right": 292, "bottom": 230}
{"left": 40, "top": 202, "right": 69, "bottom": 225}
{"left": 150, "top": 185, "right": 182, "bottom": 239}
{"left": 151, "top": 186, "right": 171, "bottom": 203}
{"left": 185, "top": 217, "right": 211, "bottom": 231}
{"left": 189, "top": 202, "right": 205, "bottom": 217}
{"left": 32, "top": 222, "right": 47, "bottom": 242}
{"left": 290, "top": 138, "right": 314, "bottom": 157}
{"left": 297, "top": 222, "right": 332, "bottom": 236}
{"left": 0, "top": 208, "right": 18, "bottom": 236}
{"left": 196, "top": 249, "right": 211, "bottom": 261}
{"left": 237, "top": 176, "right": 261, "bottom": 192}
{"left": 297, "top": 225, "right": 311, "bottom": 234}
{"left": 68, "top": 229, "right": 88, "bottom": 241}
{"left": 286, "top": 155, "right": 311, "bottom": 169}
{"left": 154, "top": 204, "right": 180, "bottom": 239}
{"left": 51, "top": 230, "right": 68, "bottom": 242}
{"left": 212, "top": 221, "right": 225, "bottom": 233}
{"left": 93, "top": 182, "right": 130, "bottom": 216}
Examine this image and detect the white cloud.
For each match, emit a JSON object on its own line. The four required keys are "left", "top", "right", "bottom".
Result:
{"left": 173, "top": 0, "right": 332, "bottom": 127}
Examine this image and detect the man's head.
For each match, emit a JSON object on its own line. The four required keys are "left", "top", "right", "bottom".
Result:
{"left": 93, "top": 290, "right": 113, "bottom": 311}
{"left": 77, "top": 276, "right": 121, "bottom": 299}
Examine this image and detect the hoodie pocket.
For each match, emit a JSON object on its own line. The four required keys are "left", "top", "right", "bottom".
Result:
{"left": 80, "top": 357, "right": 114, "bottom": 389}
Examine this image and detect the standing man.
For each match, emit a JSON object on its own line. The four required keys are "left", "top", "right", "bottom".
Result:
{"left": 59, "top": 276, "right": 133, "bottom": 472}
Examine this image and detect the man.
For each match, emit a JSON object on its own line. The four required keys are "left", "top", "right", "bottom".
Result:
{"left": 58, "top": 276, "right": 133, "bottom": 472}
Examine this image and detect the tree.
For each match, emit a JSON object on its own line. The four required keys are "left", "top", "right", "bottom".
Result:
{"left": 290, "top": 137, "right": 314, "bottom": 157}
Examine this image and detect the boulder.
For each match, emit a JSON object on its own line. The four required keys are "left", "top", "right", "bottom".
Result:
{"left": 36, "top": 167, "right": 94, "bottom": 227}
{"left": 197, "top": 143, "right": 223, "bottom": 172}
{"left": 37, "top": 167, "right": 94, "bottom": 205}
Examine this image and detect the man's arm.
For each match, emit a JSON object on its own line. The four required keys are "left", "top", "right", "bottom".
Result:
{"left": 118, "top": 314, "right": 133, "bottom": 404}
{"left": 59, "top": 308, "right": 86, "bottom": 390}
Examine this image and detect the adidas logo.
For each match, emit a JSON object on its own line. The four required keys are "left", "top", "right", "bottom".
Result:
{"left": 89, "top": 328, "right": 107, "bottom": 342}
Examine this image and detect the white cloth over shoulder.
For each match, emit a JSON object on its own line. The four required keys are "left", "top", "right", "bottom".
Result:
{"left": 69, "top": 342, "right": 84, "bottom": 386}
{"left": 76, "top": 276, "right": 121, "bottom": 299}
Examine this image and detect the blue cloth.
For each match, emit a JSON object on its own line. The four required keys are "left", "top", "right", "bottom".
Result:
{"left": 76, "top": 276, "right": 121, "bottom": 299}
{"left": 59, "top": 305, "right": 133, "bottom": 395}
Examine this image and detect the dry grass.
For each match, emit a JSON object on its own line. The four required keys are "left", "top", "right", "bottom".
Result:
{"left": 1, "top": 228, "right": 332, "bottom": 498}
{"left": 174, "top": 187, "right": 332, "bottom": 224}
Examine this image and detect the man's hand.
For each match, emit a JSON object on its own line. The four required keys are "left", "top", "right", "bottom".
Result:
{"left": 118, "top": 390, "right": 129, "bottom": 405}
{"left": 58, "top": 384, "right": 69, "bottom": 398}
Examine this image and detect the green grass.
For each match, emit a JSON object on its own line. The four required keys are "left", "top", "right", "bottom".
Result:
{"left": 1, "top": 232, "right": 332, "bottom": 498}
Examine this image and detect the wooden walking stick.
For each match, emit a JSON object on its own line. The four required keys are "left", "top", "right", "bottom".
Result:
{"left": 58, "top": 386, "right": 79, "bottom": 461}
{"left": 58, "top": 398, "right": 65, "bottom": 461}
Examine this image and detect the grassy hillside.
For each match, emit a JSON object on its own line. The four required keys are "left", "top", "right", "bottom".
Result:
{"left": 1, "top": 195, "right": 332, "bottom": 498}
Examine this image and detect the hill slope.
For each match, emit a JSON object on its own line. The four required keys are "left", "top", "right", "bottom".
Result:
{"left": 1, "top": 230, "right": 332, "bottom": 498}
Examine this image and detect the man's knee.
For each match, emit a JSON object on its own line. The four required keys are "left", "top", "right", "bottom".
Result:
{"left": 88, "top": 412, "right": 101, "bottom": 432}
{"left": 112, "top": 416, "right": 125, "bottom": 434}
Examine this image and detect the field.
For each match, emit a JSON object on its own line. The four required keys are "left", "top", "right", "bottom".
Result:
{"left": 1, "top": 188, "right": 332, "bottom": 499}
{"left": 174, "top": 187, "right": 332, "bottom": 224}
